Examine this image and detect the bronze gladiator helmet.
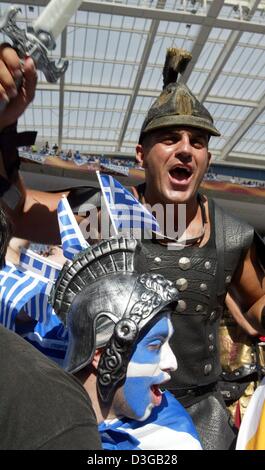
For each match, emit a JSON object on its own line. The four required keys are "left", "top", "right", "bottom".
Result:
{"left": 51, "top": 238, "right": 179, "bottom": 402}
{"left": 139, "top": 47, "right": 220, "bottom": 143}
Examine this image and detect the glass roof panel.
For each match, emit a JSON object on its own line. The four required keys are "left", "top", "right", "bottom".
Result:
{"left": 234, "top": 108, "right": 265, "bottom": 155}
{"left": 0, "top": 1, "right": 265, "bottom": 167}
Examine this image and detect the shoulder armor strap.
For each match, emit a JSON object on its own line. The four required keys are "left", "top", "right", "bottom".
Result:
{"left": 254, "top": 231, "right": 265, "bottom": 271}
{"left": 214, "top": 201, "right": 254, "bottom": 255}
{"left": 213, "top": 200, "right": 254, "bottom": 296}
{"left": 214, "top": 202, "right": 225, "bottom": 297}
{"left": 67, "top": 186, "right": 101, "bottom": 213}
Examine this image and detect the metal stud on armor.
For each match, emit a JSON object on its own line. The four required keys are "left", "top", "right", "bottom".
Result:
{"left": 175, "top": 278, "right": 188, "bottom": 291}
{"left": 178, "top": 257, "right": 191, "bottom": 270}
{"left": 204, "top": 364, "right": 212, "bottom": 375}
{"left": 195, "top": 304, "right": 204, "bottom": 312}
{"left": 209, "top": 311, "right": 217, "bottom": 322}
{"left": 176, "top": 300, "right": 187, "bottom": 312}
{"left": 200, "top": 283, "right": 207, "bottom": 292}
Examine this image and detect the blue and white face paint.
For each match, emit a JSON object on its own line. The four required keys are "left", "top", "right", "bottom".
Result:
{"left": 111, "top": 312, "right": 177, "bottom": 421}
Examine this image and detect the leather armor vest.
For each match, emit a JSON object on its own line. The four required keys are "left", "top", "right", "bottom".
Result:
{"left": 139, "top": 199, "right": 254, "bottom": 393}
{"left": 67, "top": 186, "right": 255, "bottom": 394}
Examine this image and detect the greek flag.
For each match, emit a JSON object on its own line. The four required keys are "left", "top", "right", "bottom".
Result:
{"left": 96, "top": 172, "right": 160, "bottom": 237}
{"left": 99, "top": 390, "right": 202, "bottom": 450}
{"left": 20, "top": 312, "right": 68, "bottom": 367}
{"left": 0, "top": 262, "right": 52, "bottom": 330}
{"left": 23, "top": 284, "right": 53, "bottom": 324}
{"left": 18, "top": 249, "right": 60, "bottom": 324}
{"left": 57, "top": 195, "right": 89, "bottom": 259}
{"left": 16, "top": 250, "right": 68, "bottom": 365}
{"left": 19, "top": 248, "right": 61, "bottom": 281}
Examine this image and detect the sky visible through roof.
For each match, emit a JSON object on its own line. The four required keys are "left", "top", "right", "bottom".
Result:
{"left": 0, "top": 0, "right": 265, "bottom": 168}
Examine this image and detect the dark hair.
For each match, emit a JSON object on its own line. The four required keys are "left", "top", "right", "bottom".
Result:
{"left": 0, "top": 206, "right": 12, "bottom": 268}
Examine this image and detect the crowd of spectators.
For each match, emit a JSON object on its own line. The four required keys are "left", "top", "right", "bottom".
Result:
{"left": 21, "top": 142, "right": 265, "bottom": 188}
{"left": 204, "top": 171, "right": 265, "bottom": 188}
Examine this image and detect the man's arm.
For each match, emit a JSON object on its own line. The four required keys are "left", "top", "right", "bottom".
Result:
{"left": 0, "top": 150, "right": 69, "bottom": 243}
{"left": 5, "top": 186, "right": 69, "bottom": 244}
{"left": 225, "top": 291, "right": 260, "bottom": 336}
{"left": 0, "top": 45, "right": 98, "bottom": 245}
{"left": 229, "top": 241, "right": 265, "bottom": 334}
{"left": 0, "top": 45, "right": 72, "bottom": 244}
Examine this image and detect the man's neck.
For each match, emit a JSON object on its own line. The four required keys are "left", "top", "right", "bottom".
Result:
{"left": 177, "top": 195, "right": 198, "bottom": 224}
{"left": 142, "top": 188, "right": 202, "bottom": 240}
{"left": 76, "top": 370, "right": 106, "bottom": 424}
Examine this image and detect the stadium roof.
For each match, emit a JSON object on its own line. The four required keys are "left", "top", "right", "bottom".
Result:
{"left": 2, "top": 0, "right": 265, "bottom": 168}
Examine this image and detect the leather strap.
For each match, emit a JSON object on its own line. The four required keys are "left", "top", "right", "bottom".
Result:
{"left": 0, "top": 123, "right": 37, "bottom": 178}
{"left": 214, "top": 203, "right": 225, "bottom": 298}
{"left": 254, "top": 231, "right": 265, "bottom": 271}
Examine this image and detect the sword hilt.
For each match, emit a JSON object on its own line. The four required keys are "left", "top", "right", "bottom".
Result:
{"left": 0, "top": 6, "right": 68, "bottom": 83}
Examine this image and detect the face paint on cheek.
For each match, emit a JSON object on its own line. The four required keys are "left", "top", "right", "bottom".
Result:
{"left": 122, "top": 374, "right": 156, "bottom": 421}
{"left": 122, "top": 315, "right": 172, "bottom": 421}
{"left": 160, "top": 318, "right": 177, "bottom": 372}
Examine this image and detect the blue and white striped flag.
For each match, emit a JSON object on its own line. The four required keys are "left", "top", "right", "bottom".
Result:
{"left": 18, "top": 249, "right": 60, "bottom": 324}
{"left": 19, "top": 248, "right": 61, "bottom": 281}
{"left": 99, "top": 390, "right": 202, "bottom": 450}
{"left": 96, "top": 172, "right": 160, "bottom": 237}
{"left": 17, "top": 250, "right": 68, "bottom": 365}
{"left": 0, "top": 262, "right": 52, "bottom": 330}
{"left": 23, "top": 285, "right": 53, "bottom": 324}
{"left": 20, "top": 310, "right": 68, "bottom": 367}
{"left": 57, "top": 195, "right": 89, "bottom": 259}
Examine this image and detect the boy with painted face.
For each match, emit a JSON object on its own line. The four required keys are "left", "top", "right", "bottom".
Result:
{"left": 120, "top": 312, "right": 176, "bottom": 421}
{"left": 51, "top": 237, "right": 202, "bottom": 450}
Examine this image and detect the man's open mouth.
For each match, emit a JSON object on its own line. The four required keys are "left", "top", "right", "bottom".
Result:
{"left": 169, "top": 166, "right": 192, "bottom": 182}
{"left": 150, "top": 384, "right": 164, "bottom": 406}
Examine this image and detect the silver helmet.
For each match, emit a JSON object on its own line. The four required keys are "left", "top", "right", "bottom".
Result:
{"left": 51, "top": 238, "right": 179, "bottom": 402}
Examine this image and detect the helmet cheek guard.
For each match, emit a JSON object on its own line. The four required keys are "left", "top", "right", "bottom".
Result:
{"left": 97, "top": 319, "right": 139, "bottom": 402}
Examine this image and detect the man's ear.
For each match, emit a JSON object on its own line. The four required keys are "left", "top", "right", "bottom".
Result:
{"left": 92, "top": 349, "right": 102, "bottom": 369}
{"left": 135, "top": 144, "right": 145, "bottom": 168}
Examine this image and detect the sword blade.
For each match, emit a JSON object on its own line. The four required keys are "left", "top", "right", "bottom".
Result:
{"left": 32, "top": 0, "right": 83, "bottom": 43}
